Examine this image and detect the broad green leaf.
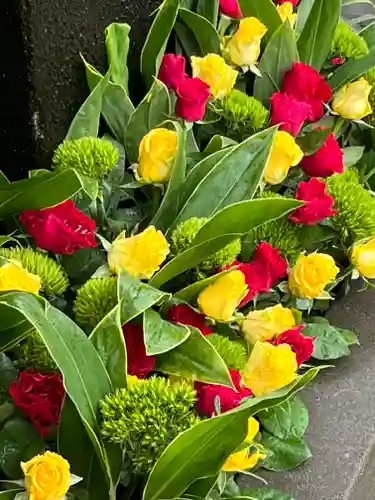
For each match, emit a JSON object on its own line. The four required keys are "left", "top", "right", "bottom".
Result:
{"left": 174, "top": 270, "right": 231, "bottom": 303}
{"left": 143, "top": 309, "right": 190, "bottom": 355}
{"left": 295, "top": 0, "right": 315, "bottom": 34}
{"left": 178, "top": 9, "right": 221, "bottom": 55}
{"left": 261, "top": 432, "right": 312, "bottom": 471}
{"left": 238, "top": 0, "right": 282, "bottom": 41}
{"left": 197, "top": 0, "right": 219, "bottom": 25}
{"left": 142, "top": 369, "right": 319, "bottom": 500}
{"left": 361, "top": 22, "right": 375, "bottom": 50}
{"left": 258, "top": 396, "right": 309, "bottom": 440}
{"left": 328, "top": 49, "right": 375, "bottom": 90}
{"left": 117, "top": 270, "right": 170, "bottom": 324}
{"left": 0, "top": 492, "right": 22, "bottom": 499}
{"left": 141, "top": 0, "right": 180, "bottom": 88}
{"left": 343, "top": 146, "right": 364, "bottom": 167}
{"left": 0, "top": 353, "right": 18, "bottom": 391}
{"left": 66, "top": 72, "right": 110, "bottom": 140}
{"left": 174, "top": 21, "right": 202, "bottom": 60}
{"left": 76, "top": 173, "right": 99, "bottom": 201}
{"left": 337, "top": 327, "right": 359, "bottom": 346}
{"left": 296, "top": 127, "right": 330, "bottom": 155}
{"left": 297, "top": 0, "right": 341, "bottom": 70}
{"left": 156, "top": 326, "right": 232, "bottom": 386}
{"left": 254, "top": 22, "right": 299, "bottom": 106}
{"left": 185, "top": 475, "right": 218, "bottom": 498}
{"left": 90, "top": 305, "right": 127, "bottom": 390}
{"left": 303, "top": 322, "right": 350, "bottom": 360}
{"left": 105, "top": 23, "right": 131, "bottom": 91}
{"left": 203, "top": 136, "right": 237, "bottom": 155}
{"left": 240, "top": 488, "right": 294, "bottom": 500}
{"left": 124, "top": 80, "right": 171, "bottom": 163}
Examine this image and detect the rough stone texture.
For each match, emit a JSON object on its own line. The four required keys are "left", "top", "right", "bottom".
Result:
{"left": 0, "top": 0, "right": 161, "bottom": 179}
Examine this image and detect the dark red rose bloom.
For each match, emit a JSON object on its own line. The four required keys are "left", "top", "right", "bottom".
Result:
{"left": 270, "top": 92, "right": 311, "bottom": 137}
{"left": 167, "top": 304, "right": 213, "bottom": 336}
{"left": 9, "top": 370, "right": 65, "bottom": 437}
{"left": 220, "top": 0, "right": 242, "bottom": 18}
{"left": 176, "top": 77, "right": 210, "bottom": 122}
{"left": 123, "top": 323, "right": 156, "bottom": 379}
{"left": 271, "top": 325, "right": 315, "bottom": 365}
{"left": 301, "top": 131, "right": 344, "bottom": 178}
{"left": 281, "top": 62, "right": 332, "bottom": 122}
{"left": 289, "top": 178, "right": 336, "bottom": 225}
{"left": 195, "top": 369, "right": 252, "bottom": 416}
{"left": 158, "top": 54, "right": 187, "bottom": 91}
{"left": 19, "top": 199, "right": 96, "bottom": 255}
{"left": 331, "top": 56, "right": 345, "bottom": 66}
{"left": 276, "top": 0, "right": 299, "bottom": 5}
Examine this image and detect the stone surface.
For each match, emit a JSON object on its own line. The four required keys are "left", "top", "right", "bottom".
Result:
{"left": 0, "top": 0, "right": 161, "bottom": 179}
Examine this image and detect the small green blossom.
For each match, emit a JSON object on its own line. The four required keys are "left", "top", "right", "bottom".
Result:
{"left": 207, "top": 334, "right": 248, "bottom": 371}
{"left": 16, "top": 332, "right": 56, "bottom": 373}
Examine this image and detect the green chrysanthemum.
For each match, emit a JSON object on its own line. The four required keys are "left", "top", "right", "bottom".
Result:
{"left": 332, "top": 20, "right": 369, "bottom": 59}
{"left": 0, "top": 247, "right": 68, "bottom": 295}
{"left": 171, "top": 217, "right": 241, "bottom": 274}
{"left": 52, "top": 137, "right": 119, "bottom": 180}
{"left": 207, "top": 334, "right": 247, "bottom": 371}
{"left": 100, "top": 377, "right": 199, "bottom": 474}
{"left": 327, "top": 168, "right": 375, "bottom": 243}
{"left": 74, "top": 277, "right": 118, "bottom": 333}
{"left": 16, "top": 332, "right": 56, "bottom": 373}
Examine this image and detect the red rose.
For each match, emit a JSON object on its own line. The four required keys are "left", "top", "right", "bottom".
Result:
{"left": 281, "top": 62, "right": 332, "bottom": 122}
{"left": 176, "top": 77, "right": 210, "bottom": 122}
{"left": 9, "top": 370, "right": 65, "bottom": 437}
{"left": 123, "top": 323, "right": 156, "bottom": 379}
{"left": 270, "top": 92, "right": 311, "bottom": 137}
{"left": 158, "top": 54, "right": 187, "bottom": 91}
{"left": 167, "top": 304, "right": 213, "bottom": 336}
{"left": 271, "top": 326, "right": 315, "bottom": 365}
{"left": 331, "top": 56, "right": 345, "bottom": 66}
{"left": 19, "top": 200, "right": 96, "bottom": 255}
{"left": 276, "top": 0, "right": 299, "bottom": 5}
{"left": 195, "top": 368, "right": 252, "bottom": 416}
{"left": 220, "top": 0, "right": 242, "bottom": 18}
{"left": 301, "top": 131, "right": 344, "bottom": 178}
{"left": 289, "top": 178, "right": 336, "bottom": 225}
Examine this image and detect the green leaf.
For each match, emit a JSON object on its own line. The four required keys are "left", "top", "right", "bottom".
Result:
{"left": 142, "top": 369, "right": 319, "bottom": 500}
{"left": 178, "top": 9, "right": 221, "bottom": 55}
{"left": 295, "top": 0, "right": 315, "bottom": 34}
{"left": 240, "top": 488, "right": 294, "bottom": 500}
{"left": 141, "top": 0, "right": 180, "bottom": 89}
{"left": 361, "top": 22, "right": 375, "bottom": 50}
{"left": 303, "top": 321, "right": 350, "bottom": 360}
{"left": 174, "top": 270, "right": 231, "bottom": 303}
{"left": 337, "top": 327, "right": 359, "bottom": 346}
{"left": 0, "top": 417, "right": 44, "bottom": 478}
{"left": 66, "top": 71, "right": 110, "bottom": 140}
{"left": 0, "top": 492, "right": 22, "bottom": 499}
{"left": 329, "top": 49, "right": 375, "bottom": 90}
{"left": 238, "top": 0, "right": 282, "bottom": 42}
{"left": 258, "top": 396, "right": 309, "bottom": 440}
{"left": 197, "top": 0, "right": 219, "bottom": 25}
{"left": 254, "top": 21, "right": 299, "bottom": 106}
{"left": 124, "top": 80, "right": 171, "bottom": 164}
{"left": 296, "top": 127, "right": 330, "bottom": 155}
{"left": 203, "top": 136, "right": 237, "bottom": 155}
{"left": 90, "top": 305, "right": 127, "bottom": 390}
{"left": 185, "top": 475, "right": 218, "bottom": 498}
{"left": 297, "top": 0, "right": 341, "bottom": 70}
{"left": 156, "top": 326, "right": 232, "bottom": 386}
{"left": 0, "top": 353, "right": 18, "bottom": 391}
{"left": 143, "top": 309, "right": 190, "bottom": 355}
{"left": 343, "top": 146, "right": 365, "bottom": 167}
{"left": 76, "top": 173, "right": 99, "bottom": 201}
{"left": 105, "top": 23, "right": 131, "bottom": 91}
{"left": 174, "top": 21, "right": 202, "bottom": 60}
{"left": 261, "top": 432, "right": 312, "bottom": 471}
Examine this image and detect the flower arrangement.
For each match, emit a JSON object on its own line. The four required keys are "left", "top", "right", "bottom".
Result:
{"left": 0, "top": 0, "right": 374, "bottom": 499}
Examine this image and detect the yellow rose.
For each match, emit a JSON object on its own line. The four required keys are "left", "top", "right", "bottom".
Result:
{"left": 246, "top": 417, "right": 260, "bottom": 443}
{"left": 243, "top": 341, "right": 298, "bottom": 397}
{"left": 197, "top": 270, "right": 248, "bottom": 321}
{"left": 108, "top": 226, "right": 170, "bottom": 279}
{"left": 224, "top": 17, "right": 267, "bottom": 67}
{"left": 136, "top": 128, "right": 178, "bottom": 184}
{"left": 351, "top": 236, "right": 375, "bottom": 278}
{"left": 289, "top": 253, "right": 339, "bottom": 299}
{"left": 264, "top": 131, "right": 303, "bottom": 185}
{"left": 277, "top": 2, "right": 297, "bottom": 28}
{"left": 191, "top": 54, "right": 238, "bottom": 99}
{"left": 22, "top": 451, "right": 70, "bottom": 500}
{"left": 0, "top": 260, "right": 41, "bottom": 294}
{"left": 242, "top": 304, "right": 296, "bottom": 344}
{"left": 332, "top": 78, "right": 372, "bottom": 120}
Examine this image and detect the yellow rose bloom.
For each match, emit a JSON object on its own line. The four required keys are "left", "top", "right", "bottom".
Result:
{"left": 191, "top": 54, "right": 238, "bottom": 99}
{"left": 197, "top": 270, "right": 248, "bottom": 321}
{"left": 224, "top": 17, "right": 267, "bottom": 67}
{"left": 332, "top": 78, "right": 372, "bottom": 120}
{"left": 242, "top": 304, "right": 296, "bottom": 344}
{"left": 108, "top": 226, "right": 170, "bottom": 279}
{"left": 277, "top": 2, "right": 297, "bottom": 28}
{"left": 351, "top": 236, "right": 375, "bottom": 278}
{"left": 289, "top": 253, "right": 339, "bottom": 299}
{"left": 243, "top": 341, "right": 298, "bottom": 397}
{"left": 264, "top": 131, "right": 303, "bottom": 185}
{"left": 246, "top": 417, "right": 260, "bottom": 443}
{"left": 0, "top": 260, "right": 41, "bottom": 294}
{"left": 136, "top": 128, "right": 178, "bottom": 184}
{"left": 22, "top": 451, "right": 70, "bottom": 500}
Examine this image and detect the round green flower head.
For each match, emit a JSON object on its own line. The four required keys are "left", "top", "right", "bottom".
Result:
{"left": 207, "top": 334, "right": 248, "bottom": 371}
{"left": 100, "top": 377, "right": 199, "bottom": 474}
{"left": 52, "top": 137, "right": 119, "bottom": 180}
{"left": 0, "top": 247, "right": 68, "bottom": 295}
{"left": 74, "top": 277, "right": 118, "bottom": 333}
{"left": 16, "top": 332, "right": 56, "bottom": 373}
{"left": 332, "top": 20, "right": 369, "bottom": 59}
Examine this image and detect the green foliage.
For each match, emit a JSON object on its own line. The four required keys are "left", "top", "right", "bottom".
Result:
{"left": 261, "top": 432, "right": 312, "bottom": 471}
{"left": 74, "top": 277, "right": 118, "bottom": 333}
{"left": 0, "top": 247, "right": 68, "bottom": 295}
{"left": 207, "top": 334, "right": 247, "bottom": 372}
{"left": 53, "top": 137, "right": 118, "bottom": 181}
{"left": 16, "top": 331, "right": 56, "bottom": 373}
{"left": 100, "top": 377, "right": 199, "bottom": 474}
{"left": 331, "top": 20, "right": 369, "bottom": 59}
{"left": 258, "top": 397, "right": 309, "bottom": 441}
{"left": 303, "top": 318, "right": 351, "bottom": 360}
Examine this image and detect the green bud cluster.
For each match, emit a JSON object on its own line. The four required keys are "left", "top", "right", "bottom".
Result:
{"left": 16, "top": 332, "right": 56, "bottom": 373}
{"left": 331, "top": 20, "right": 369, "bottom": 59}
{"left": 207, "top": 334, "right": 248, "bottom": 371}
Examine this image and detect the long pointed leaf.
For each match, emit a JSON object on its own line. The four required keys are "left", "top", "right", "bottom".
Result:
{"left": 328, "top": 49, "right": 375, "bottom": 90}
{"left": 197, "top": 0, "right": 219, "bottom": 25}
{"left": 178, "top": 9, "right": 221, "bottom": 55}
{"left": 143, "top": 309, "right": 190, "bottom": 355}
{"left": 105, "top": 23, "right": 131, "bottom": 91}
